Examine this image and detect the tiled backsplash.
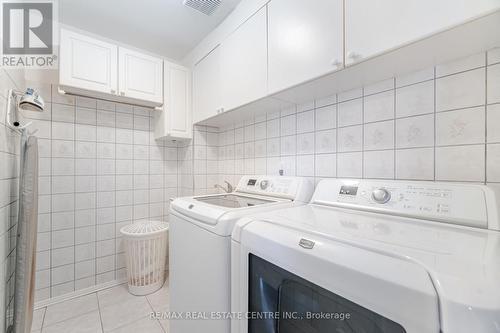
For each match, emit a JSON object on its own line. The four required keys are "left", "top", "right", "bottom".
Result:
{"left": 211, "top": 49, "right": 500, "bottom": 189}
{"left": 192, "top": 126, "right": 222, "bottom": 194}
{"left": 24, "top": 85, "right": 179, "bottom": 302}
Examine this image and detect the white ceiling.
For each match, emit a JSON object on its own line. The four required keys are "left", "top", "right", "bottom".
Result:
{"left": 59, "top": 0, "right": 242, "bottom": 61}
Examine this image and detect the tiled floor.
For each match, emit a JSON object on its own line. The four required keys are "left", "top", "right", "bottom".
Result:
{"left": 31, "top": 280, "right": 169, "bottom": 333}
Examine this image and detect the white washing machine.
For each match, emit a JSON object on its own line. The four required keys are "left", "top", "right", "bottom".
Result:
{"left": 231, "top": 179, "right": 500, "bottom": 333}
{"left": 169, "top": 175, "right": 313, "bottom": 333}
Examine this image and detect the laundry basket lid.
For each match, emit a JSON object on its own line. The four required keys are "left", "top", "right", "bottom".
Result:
{"left": 120, "top": 220, "right": 169, "bottom": 237}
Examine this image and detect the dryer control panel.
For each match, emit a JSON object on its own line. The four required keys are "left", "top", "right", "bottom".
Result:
{"left": 311, "top": 179, "right": 500, "bottom": 230}
{"left": 235, "top": 176, "right": 313, "bottom": 202}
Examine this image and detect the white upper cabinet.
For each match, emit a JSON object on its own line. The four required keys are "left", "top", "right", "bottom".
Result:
{"left": 59, "top": 29, "right": 164, "bottom": 107}
{"left": 345, "top": 0, "right": 500, "bottom": 65}
{"left": 155, "top": 62, "right": 192, "bottom": 140}
{"left": 118, "top": 47, "right": 163, "bottom": 104}
{"left": 59, "top": 29, "right": 118, "bottom": 94}
{"left": 220, "top": 7, "right": 268, "bottom": 111}
{"left": 268, "top": 0, "right": 344, "bottom": 94}
{"left": 193, "top": 45, "right": 222, "bottom": 123}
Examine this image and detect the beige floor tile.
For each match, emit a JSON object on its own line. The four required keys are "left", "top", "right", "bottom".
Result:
{"left": 109, "top": 316, "right": 163, "bottom": 333}
{"left": 44, "top": 294, "right": 99, "bottom": 326}
{"left": 42, "top": 310, "right": 102, "bottom": 333}
{"left": 36, "top": 279, "right": 171, "bottom": 333}
{"left": 97, "top": 284, "right": 137, "bottom": 309}
{"left": 158, "top": 318, "right": 169, "bottom": 333}
{"left": 146, "top": 282, "right": 169, "bottom": 312}
{"left": 100, "top": 296, "right": 152, "bottom": 332}
{"left": 31, "top": 308, "right": 46, "bottom": 331}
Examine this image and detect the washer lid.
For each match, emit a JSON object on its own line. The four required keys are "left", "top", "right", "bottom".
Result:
{"left": 170, "top": 192, "right": 297, "bottom": 236}
{"left": 193, "top": 194, "right": 275, "bottom": 208}
{"left": 235, "top": 204, "right": 500, "bottom": 333}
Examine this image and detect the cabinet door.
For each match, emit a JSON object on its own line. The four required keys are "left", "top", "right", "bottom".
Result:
{"left": 193, "top": 45, "right": 221, "bottom": 123}
{"left": 118, "top": 47, "right": 163, "bottom": 104}
{"left": 346, "top": 0, "right": 500, "bottom": 65}
{"left": 220, "top": 7, "right": 268, "bottom": 111}
{"left": 59, "top": 29, "right": 118, "bottom": 94}
{"left": 155, "top": 62, "right": 192, "bottom": 139}
{"left": 268, "top": 0, "right": 343, "bottom": 94}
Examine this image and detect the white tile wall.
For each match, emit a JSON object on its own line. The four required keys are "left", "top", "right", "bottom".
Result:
{"left": 436, "top": 68, "right": 486, "bottom": 112}
{"left": 23, "top": 84, "right": 179, "bottom": 303}
{"left": 213, "top": 49, "right": 500, "bottom": 188}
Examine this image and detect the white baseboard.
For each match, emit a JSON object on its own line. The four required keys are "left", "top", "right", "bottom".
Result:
{"left": 34, "top": 277, "right": 128, "bottom": 309}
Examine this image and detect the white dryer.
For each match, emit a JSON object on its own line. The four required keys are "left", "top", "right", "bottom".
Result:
{"left": 231, "top": 179, "right": 500, "bottom": 333}
{"left": 169, "top": 175, "right": 313, "bottom": 333}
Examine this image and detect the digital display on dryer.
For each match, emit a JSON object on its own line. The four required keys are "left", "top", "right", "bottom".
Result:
{"left": 339, "top": 185, "right": 358, "bottom": 196}
{"left": 247, "top": 179, "right": 257, "bottom": 186}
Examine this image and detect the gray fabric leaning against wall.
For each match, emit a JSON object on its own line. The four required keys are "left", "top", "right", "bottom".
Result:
{"left": 12, "top": 135, "right": 39, "bottom": 333}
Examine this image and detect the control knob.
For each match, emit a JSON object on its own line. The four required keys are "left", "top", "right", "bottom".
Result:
{"left": 372, "top": 188, "right": 391, "bottom": 204}
{"left": 260, "top": 180, "right": 269, "bottom": 190}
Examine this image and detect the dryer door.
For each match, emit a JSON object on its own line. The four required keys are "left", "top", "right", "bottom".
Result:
{"left": 235, "top": 221, "right": 440, "bottom": 333}
{"left": 249, "top": 254, "right": 406, "bottom": 333}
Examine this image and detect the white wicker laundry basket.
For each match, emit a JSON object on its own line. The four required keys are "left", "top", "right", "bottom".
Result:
{"left": 120, "top": 220, "right": 169, "bottom": 295}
